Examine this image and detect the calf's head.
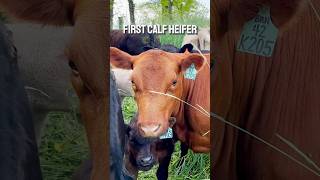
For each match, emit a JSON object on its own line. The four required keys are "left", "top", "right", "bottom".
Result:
{"left": 110, "top": 47, "right": 205, "bottom": 137}
{"left": 126, "top": 125, "right": 157, "bottom": 171}
{"left": 125, "top": 122, "right": 174, "bottom": 172}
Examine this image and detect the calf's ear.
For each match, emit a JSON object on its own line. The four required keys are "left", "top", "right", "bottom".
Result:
{"left": 110, "top": 47, "right": 134, "bottom": 69}
{"left": 180, "top": 54, "right": 205, "bottom": 72}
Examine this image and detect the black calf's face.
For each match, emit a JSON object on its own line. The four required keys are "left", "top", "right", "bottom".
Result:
{"left": 127, "top": 128, "right": 158, "bottom": 171}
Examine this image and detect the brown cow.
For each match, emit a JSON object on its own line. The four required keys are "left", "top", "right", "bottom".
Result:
{"left": 0, "top": 0, "right": 108, "bottom": 179}
{"left": 110, "top": 47, "right": 210, "bottom": 153}
{"left": 213, "top": 0, "right": 320, "bottom": 180}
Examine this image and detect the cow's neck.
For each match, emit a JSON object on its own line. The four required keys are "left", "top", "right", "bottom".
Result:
{"left": 226, "top": 0, "right": 306, "bottom": 31}
{"left": 172, "top": 65, "right": 210, "bottom": 142}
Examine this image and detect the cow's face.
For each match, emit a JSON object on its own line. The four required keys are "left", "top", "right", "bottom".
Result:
{"left": 126, "top": 126, "right": 158, "bottom": 171}
{"left": 110, "top": 47, "right": 204, "bottom": 137}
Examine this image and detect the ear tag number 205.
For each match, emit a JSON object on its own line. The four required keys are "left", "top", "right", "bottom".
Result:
{"left": 237, "top": 6, "right": 278, "bottom": 57}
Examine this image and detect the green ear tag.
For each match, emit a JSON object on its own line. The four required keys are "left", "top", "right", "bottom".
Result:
{"left": 237, "top": 6, "right": 278, "bottom": 57}
{"left": 160, "top": 128, "right": 173, "bottom": 139}
{"left": 184, "top": 63, "right": 197, "bottom": 80}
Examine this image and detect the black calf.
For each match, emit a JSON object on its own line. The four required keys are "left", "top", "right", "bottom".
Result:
{"left": 0, "top": 23, "right": 42, "bottom": 180}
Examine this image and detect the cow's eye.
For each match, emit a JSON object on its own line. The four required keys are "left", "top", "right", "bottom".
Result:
{"left": 68, "top": 60, "right": 79, "bottom": 76}
{"left": 131, "top": 81, "right": 137, "bottom": 91}
{"left": 172, "top": 80, "right": 177, "bottom": 87}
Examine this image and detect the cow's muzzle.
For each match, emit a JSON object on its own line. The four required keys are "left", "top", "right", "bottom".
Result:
{"left": 138, "top": 123, "right": 162, "bottom": 137}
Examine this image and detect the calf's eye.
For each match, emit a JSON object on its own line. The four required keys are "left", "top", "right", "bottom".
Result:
{"left": 68, "top": 60, "right": 79, "bottom": 75}
{"left": 172, "top": 80, "right": 177, "bottom": 86}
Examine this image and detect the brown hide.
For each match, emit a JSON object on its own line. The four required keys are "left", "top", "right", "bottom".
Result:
{"left": 111, "top": 48, "right": 210, "bottom": 153}
{"left": 213, "top": 0, "right": 320, "bottom": 180}
{"left": 176, "top": 53, "right": 211, "bottom": 152}
{"left": 0, "top": 0, "right": 108, "bottom": 179}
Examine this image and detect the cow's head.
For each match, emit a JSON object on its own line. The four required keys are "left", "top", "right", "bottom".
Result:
{"left": 0, "top": 0, "right": 108, "bottom": 178}
{"left": 125, "top": 121, "right": 174, "bottom": 172}
{"left": 110, "top": 47, "right": 205, "bottom": 137}
{"left": 125, "top": 124, "right": 157, "bottom": 171}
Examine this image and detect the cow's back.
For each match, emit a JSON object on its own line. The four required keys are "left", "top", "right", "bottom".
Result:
{"left": 213, "top": 1, "right": 320, "bottom": 179}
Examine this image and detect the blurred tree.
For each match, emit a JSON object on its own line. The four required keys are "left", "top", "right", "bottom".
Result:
{"left": 172, "top": 0, "right": 196, "bottom": 17}
{"left": 118, "top": 17, "right": 124, "bottom": 29}
{"left": 128, "top": 0, "right": 135, "bottom": 24}
{"left": 137, "top": 0, "right": 208, "bottom": 25}
{"left": 110, "top": 0, "right": 114, "bottom": 29}
{"left": 160, "top": 0, "right": 173, "bottom": 20}
{"left": 160, "top": 0, "right": 196, "bottom": 20}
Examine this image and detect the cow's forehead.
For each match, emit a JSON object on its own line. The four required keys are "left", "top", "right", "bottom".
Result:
{"left": 135, "top": 50, "right": 178, "bottom": 66}
{"left": 131, "top": 52, "right": 179, "bottom": 90}
{"left": 133, "top": 51, "right": 179, "bottom": 76}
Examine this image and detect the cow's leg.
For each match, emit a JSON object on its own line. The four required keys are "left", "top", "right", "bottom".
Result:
{"left": 72, "top": 158, "right": 92, "bottom": 180}
{"left": 156, "top": 155, "right": 171, "bottom": 180}
{"left": 156, "top": 141, "right": 174, "bottom": 180}
{"left": 177, "top": 142, "right": 188, "bottom": 167}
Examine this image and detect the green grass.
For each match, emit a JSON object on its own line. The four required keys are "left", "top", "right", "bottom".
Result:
{"left": 39, "top": 112, "right": 89, "bottom": 180}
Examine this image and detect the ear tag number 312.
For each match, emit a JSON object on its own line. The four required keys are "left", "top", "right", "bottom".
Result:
{"left": 237, "top": 6, "right": 278, "bottom": 57}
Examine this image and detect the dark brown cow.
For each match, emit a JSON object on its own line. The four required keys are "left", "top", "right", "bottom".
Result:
{"left": 110, "top": 30, "right": 160, "bottom": 55}
{"left": 110, "top": 48, "right": 210, "bottom": 153}
{"left": 0, "top": 0, "right": 108, "bottom": 179}
{"left": 213, "top": 0, "right": 320, "bottom": 180}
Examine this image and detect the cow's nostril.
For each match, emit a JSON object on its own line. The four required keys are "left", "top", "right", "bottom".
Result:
{"left": 153, "top": 124, "right": 160, "bottom": 132}
{"left": 139, "top": 124, "right": 161, "bottom": 137}
{"left": 140, "top": 156, "right": 153, "bottom": 164}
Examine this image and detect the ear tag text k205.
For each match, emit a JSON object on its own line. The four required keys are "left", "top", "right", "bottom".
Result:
{"left": 237, "top": 6, "right": 278, "bottom": 57}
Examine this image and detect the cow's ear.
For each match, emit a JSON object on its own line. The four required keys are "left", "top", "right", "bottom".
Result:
{"left": 0, "top": 0, "right": 75, "bottom": 25}
{"left": 180, "top": 54, "right": 204, "bottom": 72}
{"left": 110, "top": 47, "right": 134, "bottom": 69}
{"left": 179, "top": 43, "right": 193, "bottom": 53}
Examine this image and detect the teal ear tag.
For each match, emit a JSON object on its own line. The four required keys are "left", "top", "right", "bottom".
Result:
{"left": 184, "top": 63, "right": 197, "bottom": 80}
{"left": 237, "top": 6, "right": 278, "bottom": 57}
{"left": 160, "top": 128, "right": 173, "bottom": 139}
